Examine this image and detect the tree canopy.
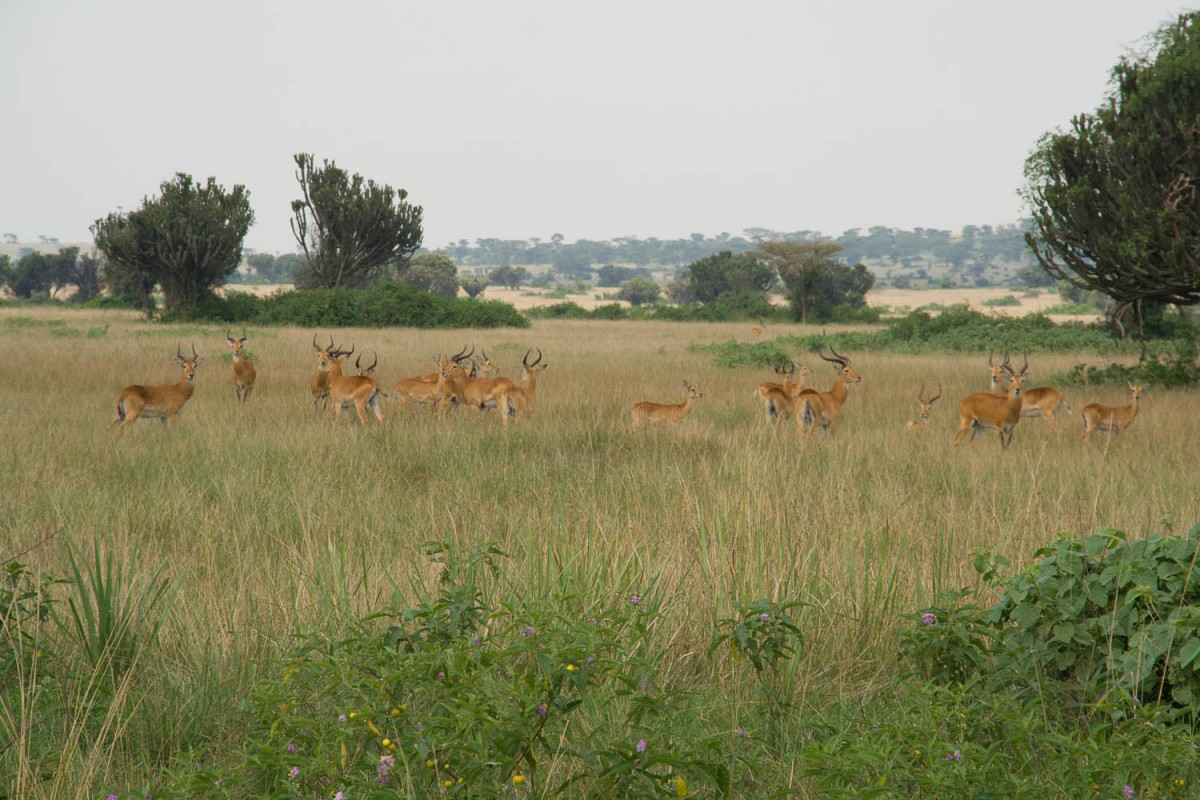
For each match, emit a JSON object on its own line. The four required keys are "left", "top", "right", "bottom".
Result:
{"left": 400, "top": 253, "right": 460, "bottom": 298}
{"left": 92, "top": 174, "right": 253, "bottom": 317}
{"left": 291, "top": 153, "right": 424, "bottom": 289}
{"left": 1023, "top": 11, "right": 1200, "bottom": 321}
{"left": 751, "top": 241, "right": 875, "bottom": 323}
{"left": 675, "top": 250, "right": 776, "bottom": 304}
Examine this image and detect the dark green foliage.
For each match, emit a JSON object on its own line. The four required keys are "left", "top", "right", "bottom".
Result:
{"left": 92, "top": 173, "right": 253, "bottom": 318}
{"left": 291, "top": 153, "right": 423, "bottom": 289}
{"left": 900, "top": 589, "right": 994, "bottom": 684}
{"left": 251, "top": 283, "right": 529, "bottom": 329}
{"left": 676, "top": 250, "right": 776, "bottom": 304}
{"left": 1060, "top": 339, "right": 1200, "bottom": 387}
{"left": 615, "top": 277, "right": 661, "bottom": 306}
{"left": 1024, "top": 12, "right": 1200, "bottom": 310}
{"left": 488, "top": 264, "right": 528, "bottom": 289}
{"left": 751, "top": 240, "right": 876, "bottom": 323}
{"left": 595, "top": 264, "right": 650, "bottom": 287}
{"left": 398, "top": 253, "right": 460, "bottom": 298}
{"left": 981, "top": 525, "right": 1200, "bottom": 709}
{"left": 459, "top": 274, "right": 488, "bottom": 298}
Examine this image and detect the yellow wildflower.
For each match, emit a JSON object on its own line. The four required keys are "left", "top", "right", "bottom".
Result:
{"left": 513, "top": 775, "right": 526, "bottom": 785}
{"left": 675, "top": 775, "right": 688, "bottom": 798}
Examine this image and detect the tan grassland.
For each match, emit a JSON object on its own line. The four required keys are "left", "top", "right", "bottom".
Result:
{"left": 1, "top": 305, "right": 1193, "bottom": 788}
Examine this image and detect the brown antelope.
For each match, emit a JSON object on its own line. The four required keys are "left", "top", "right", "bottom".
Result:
{"left": 987, "top": 351, "right": 1008, "bottom": 395}
{"left": 1081, "top": 383, "right": 1148, "bottom": 444}
{"left": 751, "top": 325, "right": 765, "bottom": 341}
{"left": 311, "top": 334, "right": 334, "bottom": 411}
{"left": 226, "top": 332, "right": 257, "bottom": 403}
{"left": 1008, "top": 353, "right": 1071, "bottom": 432}
{"left": 753, "top": 362, "right": 813, "bottom": 424}
{"left": 953, "top": 356, "right": 1028, "bottom": 448}
{"left": 905, "top": 383, "right": 942, "bottom": 430}
{"left": 496, "top": 349, "right": 549, "bottom": 427}
{"left": 112, "top": 344, "right": 204, "bottom": 438}
{"left": 631, "top": 381, "right": 704, "bottom": 426}
{"left": 461, "top": 354, "right": 520, "bottom": 415}
{"left": 394, "top": 345, "right": 473, "bottom": 411}
{"left": 795, "top": 347, "right": 862, "bottom": 438}
{"left": 319, "top": 345, "right": 384, "bottom": 424}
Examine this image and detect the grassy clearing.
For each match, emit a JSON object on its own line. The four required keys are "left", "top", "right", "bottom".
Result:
{"left": 2, "top": 307, "right": 1198, "bottom": 795}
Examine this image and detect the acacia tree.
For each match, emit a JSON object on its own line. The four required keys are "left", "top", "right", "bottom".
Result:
{"left": 1023, "top": 11, "right": 1200, "bottom": 333}
{"left": 751, "top": 241, "right": 874, "bottom": 323}
{"left": 291, "top": 153, "right": 424, "bottom": 289}
{"left": 92, "top": 173, "right": 253, "bottom": 317}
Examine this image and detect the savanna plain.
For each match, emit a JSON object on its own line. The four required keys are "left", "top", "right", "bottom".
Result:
{"left": 3, "top": 305, "right": 1199, "bottom": 797}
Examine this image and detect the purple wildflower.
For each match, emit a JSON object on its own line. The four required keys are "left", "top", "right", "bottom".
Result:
{"left": 945, "top": 749, "right": 961, "bottom": 761}
{"left": 1124, "top": 786, "right": 1135, "bottom": 799}
{"left": 522, "top": 626, "right": 536, "bottom": 636}
{"left": 288, "top": 766, "right": 300, "bottom": 780}
{"left": 472, "top": 636, "right": 481, "bottom": 646}
{"left": 286, "top": 743, "right": 296, "bottom": 753}
{"left": 921, "top": 613, "right": 937, "bottom": 627}
{"left": 636, "top": 739, "right": 646, "bottom": 753}
{"left": 759, "top": 613, "right": 770, "bottom": 623}
{"left": 334, "top": 793, "right": 346, "bottom": 800}
{"left": 630, "top": 595, "right": 641, "bottom": 606}
{"left": 338, "top": 714, "right": 347, "bottom": 723}
{"left": 438, "top": 671, "right": 446, "bottom": 681}
{"left": 378, "top": 753, "right": 396, "bottom": 780}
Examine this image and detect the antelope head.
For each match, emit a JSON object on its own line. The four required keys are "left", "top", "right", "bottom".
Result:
{"left": 175, "top": 342, "right": 203, "bottom": 381}
{"left": 918, "top": 383, "right": 942, "bottom": 420}
{"left": 820, "top": 345, "right": 861, "bottom": 384}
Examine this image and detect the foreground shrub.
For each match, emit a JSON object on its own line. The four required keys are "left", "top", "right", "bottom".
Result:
{"left": 149, "top": 542, "right": 748, "bottom": 799}
{"left": 981, "top": 525, "right": 1200, "bottom": 708}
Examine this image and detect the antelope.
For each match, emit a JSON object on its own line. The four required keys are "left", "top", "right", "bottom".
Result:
{"left": 631, "top": 381, "right": 704, "bottom": 426}
{"left": 394, "top": 345, "right": 473, "bottom": 412}
{"left": 751, "top": 325, "right": 765, "bottom": 340}
{"left": 1081, "top": 383, "right": 1148, "bottom": 444}
{"left": 311, "top": 334, "right": 334, "bottom": 411}
{"left": 461, "top": 354, "right": 520, "bottom": 415}
{"left": 112, "top": 344, "right": 204, "bottom": 438}
{"left": 1010, "top": 353, "right": 1071, "bottom": 432}
{"left": 905, "top": 383, "right": 942, "bottom": 430}
{"left": 953, "top": 356, "right": 1028, "bottom": 448}
{"left": 987, "top": 351, "right": 1007, "bottom": 395}
{"left": 226, "top": 332, "right": 257, "bottom": 403}
{"left": 319, "top": 345, "right": 384, "bottom": 425}
{"left": 795, "top": 346, "right": 861, "bottom": 438}
{"left": 753, "top": 362, "right": 813, "bottom": 424}
{"left": 496, "top": 349, "right": 549, "bottom": 427}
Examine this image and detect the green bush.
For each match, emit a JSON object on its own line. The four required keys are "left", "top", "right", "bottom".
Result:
{"left": 979, "top": 525, "right": 1200, "bottom": 709}
{"left": 250, "top": 283, "right": 530, "bottom": 329}
{"left": 147, "top": 542, "right": 746, "bottom": 799}
{"left": 1059, "top": 340, "right": 1200, "bottom": 388}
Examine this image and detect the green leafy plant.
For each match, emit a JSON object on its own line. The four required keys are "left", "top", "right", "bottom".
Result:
{"left": 981, "top": 525, "right": 1200, "bottom": 709}
{"left": 899, "top": 588, "right": 994, "bottom": 684}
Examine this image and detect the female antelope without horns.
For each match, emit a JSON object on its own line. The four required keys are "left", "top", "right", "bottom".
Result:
{"left": 1081, "top": 382, "right": 1148, "bottom": 444}
{"left": 112, "top": 343, "right": 204, "bottom": 438}
{"left": 953, "top": 355, "right": 1027, "bottom": 448}
{"left": 226, "top": 332, "right": 256, "bottom": 403}
{"left": 631, "top": 380, "right": 703, "bottom": 426}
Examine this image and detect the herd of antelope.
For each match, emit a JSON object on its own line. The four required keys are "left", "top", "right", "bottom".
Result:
{"left": 110, "top": 335, "right": 1148, "bottom": 446}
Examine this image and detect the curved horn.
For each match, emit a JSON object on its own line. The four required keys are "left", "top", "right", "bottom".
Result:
{"left": 929, "top": 383, "right": 942, "bottom": 404}
{"left": 918, "top": 383, "right": 926, "bottom": 403}
{"left": 522, "top": 348, "right": 532, "bottom": 368}
{"left": 1021, "top": 352, "right": 1030, "bottom": 376}
{"left": 988, "top": 350, "right": 995, "bottom": 367}
{"left": 355, "top": 352, "right": 364, "bottom": 370}
{"left": 451, "top": 344, "right": 473, "bottom": 363}
{"left": 523, "top": 347, "right": 542, "bottom": 368}
{"left": 366, "top": 351, "right": 378, "bottom": 373}
{"left": 176, "top": 342, "right": 185, "bottom": 361}
{"left": 313, "top": 333, "right": 320, "bottom": 351}
{"left": 828, "top": 344, "right": 849, "bottom": 365}
{"left": 191, "top": 342, "right": 198, "bottom": 361}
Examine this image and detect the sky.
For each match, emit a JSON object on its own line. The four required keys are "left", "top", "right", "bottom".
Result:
{"left": 1, "top": 1, "right": 1192, "bottom": 255}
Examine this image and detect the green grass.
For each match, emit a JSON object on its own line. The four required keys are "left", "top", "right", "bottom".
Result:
{"left": 2, "top": 307, "right": 1199, "bottom": 797}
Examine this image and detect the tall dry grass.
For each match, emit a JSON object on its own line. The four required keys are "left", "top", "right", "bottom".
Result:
{"left": 2, "top": 307, "right": 1198, "bottom": 789}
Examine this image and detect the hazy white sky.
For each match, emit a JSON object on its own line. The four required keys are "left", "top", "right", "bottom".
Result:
{"left": 1, "top": 1, "right": 1191, "bottom": 254}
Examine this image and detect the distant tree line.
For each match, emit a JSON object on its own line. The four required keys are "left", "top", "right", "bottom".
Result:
{"left": 432, "top": 224, "right": 1034, "bottom": 273}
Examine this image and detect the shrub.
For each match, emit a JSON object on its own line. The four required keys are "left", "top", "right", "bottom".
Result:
{"left": 1058, "top": 340, "right": 1200, "bottom": 388}
{"left": 980, "top": 524, "right": 1200, "bottom": 709}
